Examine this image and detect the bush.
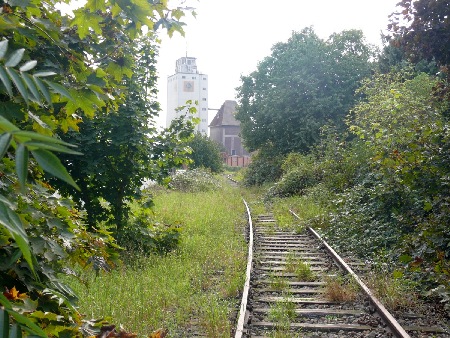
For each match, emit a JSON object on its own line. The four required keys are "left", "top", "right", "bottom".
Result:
{"left": 169, "top": 168, "right": 222, "bottom": 192}
{"left": 117, "top": 197, "right": 182, "bottom": 256}
{"left": 266, "top": 153, "right": 322, "bottom": 198}
{"left": 186, "top": 133, "right": 224, "bottom": 173}
{"left": 242, "top": 148, "right": 283, "bottom": 186}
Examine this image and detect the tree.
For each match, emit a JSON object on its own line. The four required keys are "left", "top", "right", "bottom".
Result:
{"left": 54, "top": 37, "right": 195, "bottom": 231}
{"left": 235, "top": 27, "right": 375, "bottom": 156}
{"left": 0, "top": 0, "right": 193, "bottom": 335}
{"left": 387, "top": 0, "right": 450, "bottom": 68}
{"left": 186, "top": 133, "right": 224, "bottom": 173}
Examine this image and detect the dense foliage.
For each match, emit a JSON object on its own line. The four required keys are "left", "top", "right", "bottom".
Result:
{"left": 0, "top": 0, "right": 194, "bottom": 336}
{"left": 262, "top": 70, "right": 450, "bottom": 308}
{"left": 236, "top": 27, "right": 375, "bottom": 155}
{"left": 238, "top": 1, "right": 450, "bottom": 308}
{"left": 186, "top": 132, "right": 224, "bottom": 173}
{"left": 388, "top": 0, "right": 450, "bottom": 68}
{"left": 54, "top": 38, "right": 195, "bottom": 232}
{"left": 169, "top": 168, "right": 223, "bottom": 192}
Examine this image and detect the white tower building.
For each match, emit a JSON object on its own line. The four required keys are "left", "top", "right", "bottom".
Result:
{"left": 166, "top": 57, "right": 208, "bottom": 134}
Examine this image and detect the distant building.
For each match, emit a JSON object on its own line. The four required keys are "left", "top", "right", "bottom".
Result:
{"left": 209, "top": 100, "right": 250, "bottom": 167}
{"left": 166, "top": 57, "right": 208, "bottom": 135}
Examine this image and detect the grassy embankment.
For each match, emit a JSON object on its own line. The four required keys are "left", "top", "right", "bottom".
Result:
{"left": 68, "top": 178, "right": 248, "bottom": 337}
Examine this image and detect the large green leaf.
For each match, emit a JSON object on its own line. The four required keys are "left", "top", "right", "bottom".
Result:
{"left": 12, "top": 130, "right": 76, "bottom": 146}
{"left": 0, "top": 294, "right": 12, "bottom": 309}
{"left": 0, "top": 40, "right": 8, "bottom": 60}
{"left": 15, "top": 143, "right": 29, "bottom": 187}
{"left": 0, "top": 308, "right": 9, "bottom": 338}
{"left": 31, "top": 149, "right": 80, "bottom": 190}
{"left": 5, "top": 48, "right": 24, "bottom": 67}
{"left": 33, "top": 71, "right": 56, "bottom": 77}
{"left": 44, "top": 80, "right": 73, "bottom": 100}
{"left": 6, "top": 68, "right": 29, "bottom": 104}
{"left": 22, "top": 73, "right": 41, "bottom": 103}
{"left": 0, "top": 66, "right": 13, "bottom": 97}
{"left": 0, "top": 202, "right": 35, "bottom": 276}
{"left": 19, "top": 60, "right": 37, "bottom": 72}
{"left": 0, "top": 132, "right": 12, "bottom": 158}
{"left": 7, "top": 310, "right": 48, "bottom": 338}
{"left": 8, "top": 324, "right": 21, "bottom": 338}
{"left": 24, "top": 141, "right": 82, "bottom": 155}
{"left": 0, "top": 116, "right": 19, "bottom": 132}
{"left": 32, "top": 76, "right": 52, "bottom": 106}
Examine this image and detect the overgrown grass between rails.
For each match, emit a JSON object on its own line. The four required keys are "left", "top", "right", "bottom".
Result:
{"left": 67, "top": 180, "right": 247, "bottom": 337}
{"left": 271, "top": 191, "right": 329, "bottom": 230}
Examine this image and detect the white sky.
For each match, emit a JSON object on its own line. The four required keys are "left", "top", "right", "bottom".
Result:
{"left": 155, "top": 0, "right": 400, "bottom": 128}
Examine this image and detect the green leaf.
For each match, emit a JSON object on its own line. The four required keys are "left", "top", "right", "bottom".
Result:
{"left": 12, "top": 130, "right": 76, "bottom": 147}
{"left": 424, "top": 201, "right": 432, "bottom": 211}
{"left": 6, "top": 68, "right": 28, "bottom": 104}
{"left": 0, "top": 132, "right": 12, "bottom": 158}
{"left": 399, "top": 254, "right": 413, "bottom": 263}
{"left": 22, "top": 73, "right": 41, "bottom": 103}
{"left": 0, "top": 194, "right": 14, "bottom": 208}
{"left": 24, "top": 142, "right": 82, "bottom": 155}
{"left": 0, "top": 40, "right": 8, "bottom": 60}
{"left": 0, "top": 294, "right": 12, "bottom": 309}
{"left": 9, "top": 323, "right": 21, "bottom": 338}
{"left": 5, "top": 48, "right": 24, "bottom": 67}
{"left": 19, "top": 60, "right": 37, "bottom": 72}
{"left": 15, "top": 143, "right": 29, "bottom": 187}
{"left": 44, "top": 80, "right": 73, "bottom": 100}
{"left": 31, "top": 149, "right": 80, "bottom": 190}
{"left": 0, "top": 308, "right": 9, "bottom": 338}
{"left": 0, "top": 116, "right": 19, "bottom": 132}
{"left": 0, "top": 66, "right": 13, "bottom": 97}
{"left": 0, "top": 202, "right": 35, "bottom": 276}
{"left": 32, "top": 76, "right": 52, "bottom": 106}
{"left": 7, "top": 310, "right": 48, "bottom": 338}
{"left": 33, "top": 71, "right": 56, "bottom": 77}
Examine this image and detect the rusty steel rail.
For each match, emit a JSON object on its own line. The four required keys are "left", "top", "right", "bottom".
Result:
{"left": 235, "top": 199, "right": 253, "bottom": 338}
{"left": 289, "top": 210, "right": 411, "bottom": 338}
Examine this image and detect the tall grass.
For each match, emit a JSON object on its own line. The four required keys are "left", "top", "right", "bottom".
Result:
{"left": 68, "top": 180, "right": 247, "bottom": 337}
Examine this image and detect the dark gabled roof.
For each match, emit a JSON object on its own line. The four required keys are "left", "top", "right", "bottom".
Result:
{"left": 209, "top": 100, "right": 239, "bottom": 127}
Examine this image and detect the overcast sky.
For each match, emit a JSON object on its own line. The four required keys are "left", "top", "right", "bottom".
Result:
{"left": 155, "top": 0, "right": 400, "bottom": 128}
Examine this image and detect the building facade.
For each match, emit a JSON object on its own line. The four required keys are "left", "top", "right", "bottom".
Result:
{"left": 209, "top": 100, "right": 249, "bottom": 158}
{"left": 166, "top": 57, "right": 208, "bottom": 135}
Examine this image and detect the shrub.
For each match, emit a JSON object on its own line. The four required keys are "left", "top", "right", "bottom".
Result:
{"left": 117, "top": 197, "right": 182, "bottom": 256}
{"left": 186, "top": 133, "right": 224, "bottom": 173}
{"left": 242, "top": 148, "right": 283, "bottom": 186}
{"left": 266, "top": 154, "right": 322, "bottom": 198}
{"left": 169, "top": 168, "right": 222, "bottom": 192}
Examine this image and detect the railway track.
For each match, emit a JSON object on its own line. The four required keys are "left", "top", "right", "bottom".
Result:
{"left": 235, "top": 200, "right": 448, "bottom": 338}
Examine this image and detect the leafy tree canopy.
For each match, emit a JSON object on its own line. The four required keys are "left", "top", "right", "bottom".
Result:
{"left": 0, "top": 0, "right": 194, "bottom": 335}
{"left": 387, "top": 0, "right": 450, "bottom": 68}
{"left": 235, "top": 27, "right": 376, "bottom": 155}
{"left": 186, "top": 132, "right": 224, "bottom": 173}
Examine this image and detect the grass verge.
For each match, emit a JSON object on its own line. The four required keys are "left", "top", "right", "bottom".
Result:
{"left": 67, "top": 178, "right": 247, "bottom": 337}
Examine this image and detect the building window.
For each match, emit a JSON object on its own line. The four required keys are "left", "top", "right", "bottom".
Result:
{"left": 192, "top": 76, "right": 196, "bottom": 79}
{"left": 202, "top": 129, "right": 205, "bottom": 133}
{"left": 182, "top": 76, "right": 186, "bottom": 79}
{"left": 202, "top": 108, "right": 206, "bottom": 111}
{"left": 203, "top": 88, "right": 206, "bottom": 90}
{"left": 203, "top": 77, "right": 207, "bottom": 80}
{"left": 231, "top": 149, "right": 236, "bottom": 156}
{"left": 202, "top": 98, "right": 206, "bottom": 101}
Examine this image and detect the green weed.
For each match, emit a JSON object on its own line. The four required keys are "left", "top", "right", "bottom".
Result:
{"left": 284, "top": 252, "right": 315, "bottom": 281}
{"left": 67, "top": 181, "right": 247, "bottom": 336}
